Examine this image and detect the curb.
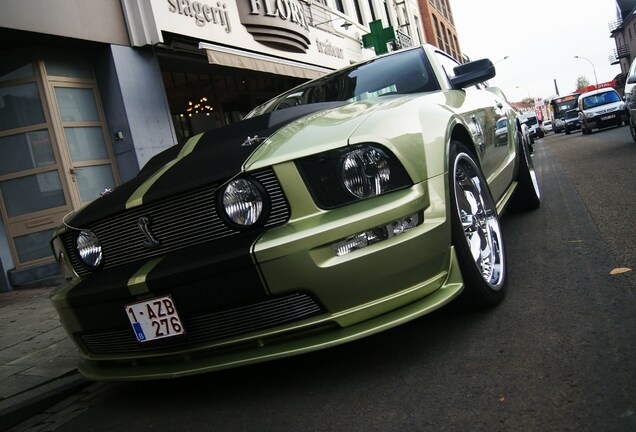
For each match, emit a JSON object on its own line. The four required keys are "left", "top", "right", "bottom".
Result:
{"left": 0, "top": 372, "right": 88, "bottom": 432}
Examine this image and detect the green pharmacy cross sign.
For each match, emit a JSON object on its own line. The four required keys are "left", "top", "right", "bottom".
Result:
{"left": 362, "top": 20, "right": 396, "bottom": 55}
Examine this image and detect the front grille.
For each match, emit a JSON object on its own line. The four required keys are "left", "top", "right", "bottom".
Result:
{"left": 80, "top": 293, "right": 324, "bottom": 354}
{"left": 63, "top": 169, "right": 289, "bottom": 276}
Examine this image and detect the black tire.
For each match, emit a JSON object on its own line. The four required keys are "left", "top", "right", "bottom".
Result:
{"left": 449, "top": 141, "right": 507, "bottom": 308}
{"left": 510, "top": 130, "right": 541, "bottom": 211}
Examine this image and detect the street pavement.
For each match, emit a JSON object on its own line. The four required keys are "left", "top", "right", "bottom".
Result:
{"left": 0, "top": 287, "right": 87, "bottom": 431}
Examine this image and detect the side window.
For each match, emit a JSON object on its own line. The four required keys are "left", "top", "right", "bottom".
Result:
{"left": 434, "top": 51, "right": 460, "bottom": 85}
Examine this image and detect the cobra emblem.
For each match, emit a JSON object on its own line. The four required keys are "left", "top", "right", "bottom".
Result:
{"left": 138, "top": 216, "right": 160, "bottom": 248}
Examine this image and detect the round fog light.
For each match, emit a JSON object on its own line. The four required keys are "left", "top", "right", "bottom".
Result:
{"left": 76, "top": 229, "right": 102, "bottom": 268}
{"left": 222, "top": 178, "right": 264, "bottom": 227}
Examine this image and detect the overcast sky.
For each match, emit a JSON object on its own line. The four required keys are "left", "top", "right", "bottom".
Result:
{"left": 450, "top": 0, "right": 622, "bottom": 102}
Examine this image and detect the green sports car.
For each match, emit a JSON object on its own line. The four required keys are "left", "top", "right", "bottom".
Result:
{"left": 50, "top": 45, "right": 540, "bottom": 380}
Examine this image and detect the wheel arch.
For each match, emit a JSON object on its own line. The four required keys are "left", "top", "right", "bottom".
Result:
{"left": 449, "top": 123, "right": 480, "bottom": 169}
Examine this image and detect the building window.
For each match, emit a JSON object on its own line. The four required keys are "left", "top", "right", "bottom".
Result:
{"left": 433, "top": 15, "right": 443, "bottom": 49}
{"left": 414, "top": 16, "right": 423, "bottom": 45}
{"left": 441, "top": 0, "right": 450, "bottom": 20}
{"left": 453, "top": 35, "right": 460, "bottom": 60}
{"left": 440, "top": 22, "right": 450, "bottom": 54}
{"left": 367, "top": 0, "right": 376, "bottom": 21}
{"left": 383, "top": 0, "right": 392, "bottom": 27}
{"left": 353, "top": 0, "right": 364, "bottom": 24}
{"left": 334, "top": 0, "right": 345, "bottom": 13}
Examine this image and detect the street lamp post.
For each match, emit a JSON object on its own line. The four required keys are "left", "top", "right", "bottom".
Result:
{"left": 494, "top": 55, "right": 509, "bottom": 65}
{"left": 574, "top": 55, "right": 599, "bottom": 89}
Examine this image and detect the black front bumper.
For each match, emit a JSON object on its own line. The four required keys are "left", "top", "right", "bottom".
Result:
{"left": 587, "top": 111, "right": 627, "bottom": 130}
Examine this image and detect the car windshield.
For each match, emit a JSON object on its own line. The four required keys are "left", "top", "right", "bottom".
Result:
{"left": 524, "top": 116, "right": 538, "bottom": 126}
{"left": 565, "top": 110, "right": 578, "bottom": 119}
{"left": 582, "top": 91, "right": 621, "bottom": 109}
{"left": 247, "top": 48, "right": 440, "bottom": 117}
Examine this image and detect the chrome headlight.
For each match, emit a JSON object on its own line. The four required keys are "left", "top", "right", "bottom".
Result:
{"left": 221, "top": 178, "right": 264, "bottom": 227}
{"left": 296, "top": 144, "right": 412, "bottom": 209}
{"left": 76, "top": 229, "right": 102, "bottom": 268}
{"left": 342, "top": 147, "right": 391, "bottom": 198}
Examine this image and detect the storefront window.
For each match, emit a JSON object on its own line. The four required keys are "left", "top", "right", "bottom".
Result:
{"left": 0, "top": 53, "right": 34, "bottom": 82}
{"left": 0, "top": 49, "right": 117, "bottom": 269}
{"left": 14, "top": 229, "right": 56, "bottom": 263}
{"left": 74, "top": 164, "right": 116, "bottom": 202}
{"left": 0, "top": 171, "right": 66, "bottom": 217}
{"left": 0, "top": 82, "right": 46, "bottom": 130}
{"left": 64, "top": 127, "right": 108, "bottom": 161}
{"left": 54, "top": 87, "right": 100, "bottom": 122}
{"left": 43, "top": 51, "right": 93, "bottom": 79}
{"left": 0, "top": 130, "right": 55, "bottom": 175}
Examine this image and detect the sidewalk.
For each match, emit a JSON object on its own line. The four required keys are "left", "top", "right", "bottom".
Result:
{"left": 0, "top": 287, "right": 87, "bottom": 431}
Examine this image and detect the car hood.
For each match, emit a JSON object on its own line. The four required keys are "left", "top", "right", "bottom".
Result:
{"left": 583, "top": 101, "right": 623, "bottom": 116}
{"left": 66, "top": 99, "right": 393, "bottom": 227}
{"left": 244, "top": 98, "right": 402, "bottom": 170}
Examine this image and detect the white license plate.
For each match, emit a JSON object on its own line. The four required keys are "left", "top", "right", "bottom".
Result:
{"left": 125, "top": 295, "right": 185, "bottom": 342}
{"left": 601, "top": 114, "right": 616, "bottom": 121}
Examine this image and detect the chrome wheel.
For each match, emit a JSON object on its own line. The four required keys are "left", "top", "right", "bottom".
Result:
{"left": 453, "top": 152, "right": 505, "bottom": 290}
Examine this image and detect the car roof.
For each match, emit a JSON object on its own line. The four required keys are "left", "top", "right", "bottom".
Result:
{"left": 580, "top": 87, "right": 618, "bottom": 98}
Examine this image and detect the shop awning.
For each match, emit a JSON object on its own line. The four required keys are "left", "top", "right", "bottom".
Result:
{"left": 199, "top": 42, "right": 331, "bottom": 80}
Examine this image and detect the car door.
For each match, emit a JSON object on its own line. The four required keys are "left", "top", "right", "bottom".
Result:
{"left": 433, "top": 51, "right": 514, "bottom": 202}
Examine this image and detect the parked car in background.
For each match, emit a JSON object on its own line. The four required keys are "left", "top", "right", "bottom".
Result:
{"left": 578, "top": 87, "right": 626, "bottom": 134}
{"left": 49, "top": 45, "right": 541, "bottom": 380}
{"left": 542, "top": 119, "right": 553, "bottom": 134}
{"left": 520, "top": 112, "right": 544, "bottom": 141}
{"left": 564, "top": 109, "right": 581, "bottom": 134}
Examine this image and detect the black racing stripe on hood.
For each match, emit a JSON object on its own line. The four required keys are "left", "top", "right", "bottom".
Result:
{"left": 68, "top": 102, "right": 345, "bottom": 228}
{"left": 143, "top": 102, "right": 346, "bottom": 202}
{"left": 68, "top": 167, "right": 161, "bottom": 229}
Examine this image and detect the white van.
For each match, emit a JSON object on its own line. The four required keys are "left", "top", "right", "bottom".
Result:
{"left": 578, "top": 88, "right": 626, "bottom": 134}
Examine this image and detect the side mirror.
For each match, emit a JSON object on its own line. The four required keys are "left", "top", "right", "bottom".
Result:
{"left": 450, "top": 59, "right": 496, "bottom": 89}
{"left": 627, "top": 75, "right": 636, "bottom": 84}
